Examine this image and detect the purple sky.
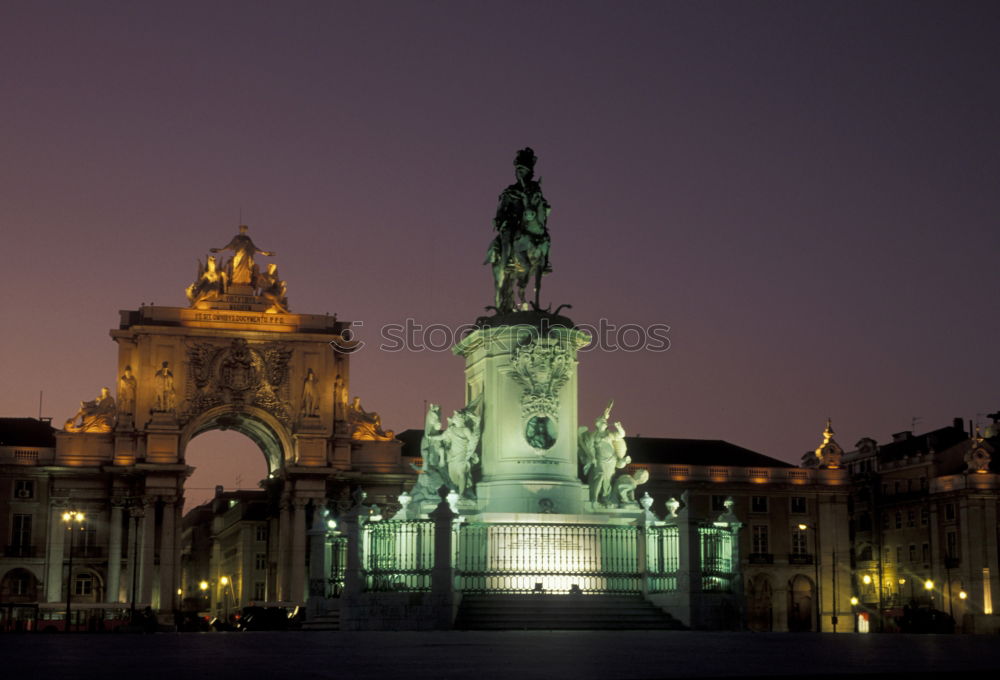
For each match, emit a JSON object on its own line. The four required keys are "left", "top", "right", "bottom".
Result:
{"left": 3, "top": 2, "right": 999, "bottom": 507}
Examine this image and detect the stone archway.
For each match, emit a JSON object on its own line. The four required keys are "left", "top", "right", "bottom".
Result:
{"left": 182, "top": 405, "right": 293, "bottom": 474}
{"left": 49, "top": 226, "right": 407, "bottom": 615}
{"left": 788, "top": 574, "right": 815, "bottom": 632}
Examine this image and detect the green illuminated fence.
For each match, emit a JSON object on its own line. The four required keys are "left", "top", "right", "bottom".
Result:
{"left": 645, "top": 525, "right": 680, "bottom": 593}
{"left": 363, "top": 519, "right": 435, "bottom": 592}
{"left": 455, "top": 523, "right": 646, "bottom": 594}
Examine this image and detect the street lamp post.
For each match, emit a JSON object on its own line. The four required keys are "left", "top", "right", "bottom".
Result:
{"left": 61, "top": 510, "right": 85, "bottom": 633}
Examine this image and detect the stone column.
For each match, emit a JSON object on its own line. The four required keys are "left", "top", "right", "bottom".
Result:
{"left": 139, "top": 498, "right": 156, "bottom": 606}
{"left": 290, "top": 497, "right": 309, "bottom": 603}
{"left": 276, "top": 498, "right": 292, "bottom": 601}
{"left": 45, "top": 502, "right": 67, "bottom": 602}
{"left": 158, "top": 495, "right": 177, "bottom": 611}
{"left": 429, "top": 490, "right": 457, "bottom": 630}
{"left": 106, "top": 501, "right": 124, "bottom": 603}
{"left": 306, "top": 511, "right": 331, "bottom": 619}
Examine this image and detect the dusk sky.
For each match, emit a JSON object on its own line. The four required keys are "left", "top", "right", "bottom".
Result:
{"left": 3, "top": 2, "right": 998, "bottom": 507}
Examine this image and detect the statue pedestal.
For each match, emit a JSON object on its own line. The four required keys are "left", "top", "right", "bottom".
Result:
{"left": 453, "top": 319, "right": 590, "bottom": 515}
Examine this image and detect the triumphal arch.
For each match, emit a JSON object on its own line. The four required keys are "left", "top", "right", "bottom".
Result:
{"left": 51, "top": 226, "right": 405, "bottom": 613}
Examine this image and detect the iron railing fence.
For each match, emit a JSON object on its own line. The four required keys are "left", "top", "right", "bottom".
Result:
{"left": 363, "top": 520, "right": 435, "bottom": 592}
{"left": 645, "top": 525, "right": 680, "bottom": 593}
{"left": 455, "top": 523, "right": 645, "bottom": 594}
{"left": 328, "top": 534, "right": 348, "bottom": 597}
{"left": 700, "top": 526, "right": 736, "bottom": 592}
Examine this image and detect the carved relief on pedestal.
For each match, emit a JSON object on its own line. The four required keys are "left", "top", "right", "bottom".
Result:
{"left": 184, "top": 338, "right": 293, "bottom": 426}
{"left": 502, "top": 337, "right": 574, "bottom": 451}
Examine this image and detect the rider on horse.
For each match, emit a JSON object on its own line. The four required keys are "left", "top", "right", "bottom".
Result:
{"left": 485, "top": 147, "right": 552, "bottom": 312}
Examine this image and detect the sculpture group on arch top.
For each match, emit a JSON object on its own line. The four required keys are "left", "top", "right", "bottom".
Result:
{"left": 60, "top": 221, "right": 394, "bottom": 447}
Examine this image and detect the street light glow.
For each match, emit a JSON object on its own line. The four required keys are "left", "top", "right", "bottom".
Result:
{"left": 959, "top": 590, "right": 968, "bottom": 600}
{"left": 862, "top": 574, "right": 872, "bottom": 585}
{"left": 849, "top": 596, "right": 859, "bottom": 606}
{"left": 199, "top": 581, "right": 209, "bottom": 591}
{"left": 220, "top": 576, "right": 229, "bottom": 586}
{"left": 924, "top": 579, "right": 934, "bottom": 591}
{"left": 797, "top": 523, "right": 808, "bottom": 531}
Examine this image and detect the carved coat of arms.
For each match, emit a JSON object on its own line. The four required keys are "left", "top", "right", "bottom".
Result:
{"left": 184, "top": 338, "right": 293, "bottom": 425}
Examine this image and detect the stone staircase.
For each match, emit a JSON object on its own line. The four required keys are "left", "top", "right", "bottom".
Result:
{"left": 454, "top": 594, "right": 687, "bottom": 630}
{"left": 301, "top": 610, "right": 340, "bottom": 631}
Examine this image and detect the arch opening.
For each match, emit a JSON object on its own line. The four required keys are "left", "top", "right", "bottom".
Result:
{"left": 181, "top": 408, "right": 288, "bottom": 512}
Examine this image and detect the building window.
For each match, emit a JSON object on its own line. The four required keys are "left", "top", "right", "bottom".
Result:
{"left": 920, "top": 477, "right": 928, "bottom": 491}
{"left": 944, "top": 504, "right": 955, "bottom": 521}
{"left": 12, "top": 514, "right": 32, "bottom": 547}
{"left": 895, "top": 512, "right": 902, "bottom": 529}
{"left": 881, "top": 513, "right": 890, "bottom": 530}
{"left": 12, "top": 572, "right": 31, "bottom": 595}
{"left": 710, "top": 495, "right": 728, "bottom": 513}
{"left": 946, "top": 531, "right": 958, "bottom": 559}
{"left": 884, "top": 548, "right": 891, "bottom": 564}
{"left": 74, "top": 573, "right": 93, "bottom": 596}
{"left": 894, "top": 481, "right": 901, "bottom": 494}
{"left": 920, "top": 508, "right": 929, "bottom": 526}
{"left": 255, "top": 526, "right": 268, "bottom": 542}
{"left": 255, "top": 553, "right": 267, "bottom": 571}
{"left": 253, "top": 582, "right": 266, "bottom": 601}
{"left": 922, "top": 543, "right": 930, "bottom": 563}
{"left": 791, "top": 527, "right": 808, "bottom": 555}
{"left": 13, "top": 480, "right": 35, "bottom": 500}
{"left": 750, "top": 496, "right": 768, "bottom": 514}
{"left": 909, "top": 545, "right": 916, "bottom": 562}
{"left": 790, "top": 497, "right": 807, "bottom": 514}
{"left": 984, "top": 568, "right": 993, "bottom": 615}
{"left": 751, "top": 525, "right": 769, "bottom": 554}
{"left": 907, "top": 510, "right": 915, "bottom": 528}
{"left": 896, "top": 546, "right": 903, "bottom": 563}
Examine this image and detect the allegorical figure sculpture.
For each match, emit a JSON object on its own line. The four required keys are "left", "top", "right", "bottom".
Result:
{"left": 300, "top": 368, "right": 319, "bottom": 419}
{"left": 485, "top": 147, "right": 552, "bottom": 312}
{"left": 257, "top": 262, "right": 289, "bottom": 313}
{"left": 153, "top": 361, "right": 176, "bottom": 413}
{"left": 413, "top": 397, "right": 483, "bottom": 502}
{"left": 348, "top": 396, "right": 394, "bottom": 441}
{"left": 578, "top": 401, "right": 630, "bottom": 506}
{"left": 117, "top": 365, "right": 137, "bottom": 416}
{"left": 185, "top": 255, "right": 228, "bottom": 307}
{"left": 210, "top": 224, "right": 275, "bottom": 287}
{"left": 614, "top": 469, "right": 650, "bottom": 506}
{"left": 65, "top": 387, "right": 117, "bottom": 433}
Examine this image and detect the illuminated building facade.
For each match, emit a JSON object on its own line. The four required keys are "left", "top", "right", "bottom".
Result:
{"left": 0, "top": 227, "right": 411, "bottom": 630}
{"left": 843, "top": 417, "right": 1000, "bottom": 633}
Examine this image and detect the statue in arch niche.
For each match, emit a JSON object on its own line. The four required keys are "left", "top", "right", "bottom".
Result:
{"left": 117, "top": 365, "right": 137, "bottom": 416}
{"left": 153, "top": 361, "right": 176, "bottom": 413}
{"left": 300, "top": 368, "right": 319, "bottom": 419}
{"left": 65, "top": 387, "right": 117, "bottom": 433}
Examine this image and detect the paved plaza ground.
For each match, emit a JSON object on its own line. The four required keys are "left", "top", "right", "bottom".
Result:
{"left": 2, "top": 630, "right": 999, "bottom": 680}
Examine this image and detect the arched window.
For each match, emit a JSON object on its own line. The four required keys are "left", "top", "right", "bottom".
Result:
{"left": 74, "top": 572, "right": 93, "bottom": 596}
